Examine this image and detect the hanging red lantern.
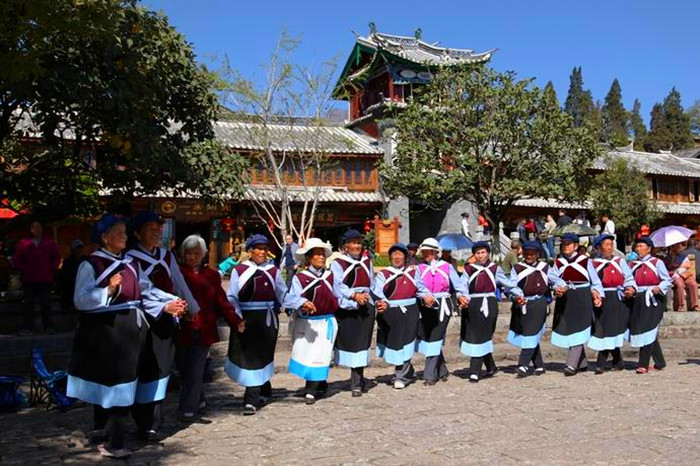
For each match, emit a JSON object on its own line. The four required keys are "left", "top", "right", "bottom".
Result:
{"left": 363, "top": 219, "right": 372, "bottom": 233}
{"left": 221, "top": 217, "right": 235, "bottom": 231}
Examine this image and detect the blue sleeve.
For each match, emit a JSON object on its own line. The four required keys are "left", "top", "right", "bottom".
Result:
{"left": 656, "top": 260, "right": 673, "bottom": 295}
{"left": 546, "top": 266, "right": 567, "bottom": 288}
{"left": 226, "top": 268, "right": 242, "bottom": 318}
{"left": 414, "top": 268, "right": 432, "bottom": 298}
{"left": 370, "top": 271, "right": 387, "bottom": 301}
{"left": 282, "top": 274, "right": 308, "bottom": 311}
{"left": 73, "top": 261, "right": 110, "bottom": 310}
{"left": 274, "top": 268, "right": 288, "bottom": 306}
{"left": 331, "top": 260, "right": 357, "bottom": 309}
{"left": 449, "top": 264, "right": 468, "bottom": 296}
{"left": 509, "top": 268, "right": 524, "bottom": 297}
{"left": 619, "top": 260, "right": 637, "bottom": 290}
{"left": 587, "top": 260, "right": 604, "bottom": 296}
{"left": 496, "top": 266, "right": 517, "bottom": 294}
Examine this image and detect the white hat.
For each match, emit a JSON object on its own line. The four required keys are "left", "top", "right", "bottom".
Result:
{"left": 295, "top": 237, "right": 333, "bottom": 264}
{"left": 417, "top": 237, "right": 441, "bottom": 254}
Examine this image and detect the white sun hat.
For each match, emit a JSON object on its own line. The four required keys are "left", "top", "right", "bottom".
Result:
{"left": 417, "top": 237, "right": 442, "bottom": 254}
{"left": 295, "top": 237, "right": 333, "bottom": 265}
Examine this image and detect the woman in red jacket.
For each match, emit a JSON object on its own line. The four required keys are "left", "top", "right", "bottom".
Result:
{"left": 178, "top": 235, "right": 245, "bottom": 421}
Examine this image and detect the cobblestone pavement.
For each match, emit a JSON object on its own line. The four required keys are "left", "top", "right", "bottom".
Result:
{"left": 3, "top": 357, "right": 700, "bottom": 465}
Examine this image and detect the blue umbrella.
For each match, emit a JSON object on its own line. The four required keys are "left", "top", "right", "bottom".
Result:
{"left": 436, "top": 233, "right": 473, "bottom": 251}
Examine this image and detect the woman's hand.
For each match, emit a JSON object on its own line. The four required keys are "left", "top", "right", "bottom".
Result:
{"left": 301, "top": 300, "right": 316, "bottom": 314}
{"left": 164, "top": 299, "right": 187, "bottom": 317}
{"left": 423, "top": 294, "right": 436, "bottom": 307}
{"left": 353, "top": 292, "right": 369, "bottom": 305}
{"left": 237, "top": 320, "right": 246, "bottom": 333}
{"left": 457, "top": 295, "right": 469, "bottom": 308}
{"left": 108, "top": 272, "right": 122, "bottom": 296}
{"left": 376, "top": 300, "right": 388, "bottom": 313}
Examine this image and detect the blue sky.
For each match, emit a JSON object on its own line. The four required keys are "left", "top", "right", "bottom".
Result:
{"left": 145, "top": 0, "right": 699, "bottom": 121}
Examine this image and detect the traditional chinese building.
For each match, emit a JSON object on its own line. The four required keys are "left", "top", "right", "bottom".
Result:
{"left": 332, "top": 26, "right": 497, "bottom": 243}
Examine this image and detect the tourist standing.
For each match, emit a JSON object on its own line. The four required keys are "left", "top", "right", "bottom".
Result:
{"left": 280, "top": 234, "right": 300, "bottom": 287}
{"left": 12, "top": 219, "right": 61, "bottom": 334}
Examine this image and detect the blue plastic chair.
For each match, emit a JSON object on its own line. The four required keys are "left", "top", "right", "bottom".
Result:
{"left": 0, "top": 375, "right": 26, "bottom": 411}
{"left": 30, "top": 348, "right": 77, "bottom": 411}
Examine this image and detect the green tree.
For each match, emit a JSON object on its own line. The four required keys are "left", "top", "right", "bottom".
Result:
{"left": 381, "top": 65, "right": 601, "bottom": 255}
{"left": 601, "top": 79, "right": 629, "bottom": 146}
{"left": 0, "top": 0, "right": 247, "bottom": 219}
{"left": 686, "top": 99, "right": 700, "bottom": 136}
{"left": 591, "top": 157, "right": 660, "bottom": 243}
{"left": 629, "top": 99, "right": 647, "bottom": 150}
{"left": 644, "top": 87, "right": 694, "bottom": 152}
{"left": 564, "top": 67, "right": 595, "bottom": 129}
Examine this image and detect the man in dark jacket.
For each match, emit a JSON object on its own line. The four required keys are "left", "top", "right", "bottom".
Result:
{"left": 58, "top": 239, "right": 86, "bottom": 312}
{"left": 12, "top": 220, "right": 61, "bottom": 334}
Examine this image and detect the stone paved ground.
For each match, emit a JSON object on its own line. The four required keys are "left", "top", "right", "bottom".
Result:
{"left": 3, "top": 357, "right": 700, "bottom": 465}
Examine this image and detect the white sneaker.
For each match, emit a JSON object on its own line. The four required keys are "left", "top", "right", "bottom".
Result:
{"left": 393, "top": 380, "right": 406, "bottom": 390}
{"left": 97, "top": 444, "right": 131, "bottom": 458}
{"left": 243, "top": 404, "right": 257, "bottom": 415}
{"left": 305, "top": 394, "right": 316, "bottom": 405}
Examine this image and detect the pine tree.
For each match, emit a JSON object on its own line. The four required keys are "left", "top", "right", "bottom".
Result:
{"left": 629, "top": 99, "right": 647, "bottom": 150}
{"left": 543, "top": 81, "right": 559, "bottom": 106}
{"left": 601, "top": 79, "right": 629, "bottom": 146}
{"left": 644, "top": 87, "right": 694, "bottom": 152}
{"left": 564, "top": 67, "right": 595, "bottom": 128}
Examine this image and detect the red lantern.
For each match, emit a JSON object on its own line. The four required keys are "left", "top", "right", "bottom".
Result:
{"left": 363, "top": 219, "right": 372, "bottom": 233}
{"left": 221, "top": 217, "right": 235, "bottom": 232}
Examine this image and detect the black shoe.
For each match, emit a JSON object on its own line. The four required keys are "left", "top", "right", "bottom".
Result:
{"left": 351, "top": 389, "right": 362, "bottom": 398}
{"left": 578, "top": 366, "right": 588, "bottom": 373}
{"left": 423, "top": 379, "right": 437, "bottom": 386}
{"left": 516, "top": 366, "right": 530, "bottom": 378}
{"left": 243, "top": 404, "right": 257, "bottom": 416}
{"left": 483, "top": 367, "right": 499, "bottom": 379}
{"left": 136, "top": 429, "right": 161, "bottom": 442}
{"left": 563, "top": 366, "right": 577, "bottom": 376}
{"left": 439, "top": 373, "right": 449, "bottom": 382}
{"left": 469, "top": 374, "right": 479, "bottom": 383}
{"left": 534, "top": 367, "right": 546, "bottom": 376}
{"left": 612, "top": 361, "right": 625, "bottom": 371}
{"left": 595, "top": 366, "right": 605, "bottom": 375}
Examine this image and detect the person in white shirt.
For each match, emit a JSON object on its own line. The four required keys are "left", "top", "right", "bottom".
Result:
{"left": 601, "top": 214, "right": 616, "bottom": 241}
{"left": 460, "top": 213, "right": 471, "bottom": 238}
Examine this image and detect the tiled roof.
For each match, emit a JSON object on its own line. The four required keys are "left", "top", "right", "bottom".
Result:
{"left": 243, "top": 186, "right": 382, "bottom": 203}
{"left": 673, "top": 147, "right": 700, "bottom": 159}
{"left": 513, "top": 198, "right": 700, "bottom": 215}
{"left": 213, "top": 121, "right": 383, "bottom": 155}
{"left": 358, "top": 32, "right": 496, "bottom": 65}
{"left": 595, "top": 149, "right": 700, "bottom": 179}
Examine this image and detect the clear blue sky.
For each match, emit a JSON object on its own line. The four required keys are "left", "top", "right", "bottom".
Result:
{"left": 145, "top": 0, "right": 699, "bottom": 121}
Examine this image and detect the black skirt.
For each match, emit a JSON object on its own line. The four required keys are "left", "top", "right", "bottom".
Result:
{"left": 551, "top": 286, "right": 594, "bottom": 348}
{"left": 334, "top": 303, "right": 376, "bottom": 368}
{"left": 225, "top": 309, "right": 279, "bottom": 387}
{"left": 508, "top": 296, "right": 548, "bottom": 349}
{"left": 376, "top": 302, "right": 420, "bottom": 365}
{"left": 416, "top": 297, "right": 453, "bottom": 357}
{"left": 67, "top": 309, "right": 147, "bottom": 408}
{"left": 134, "top": 313, "right": 178, "bottom": 403}
{"left": 460, "top": 296, "right": 499, "bottom": 357}
{"left": 588, "top": 290, "right": 630, "bottom": 351}
{"left": 628, "top": 291, "right": 665, "bottom": 348}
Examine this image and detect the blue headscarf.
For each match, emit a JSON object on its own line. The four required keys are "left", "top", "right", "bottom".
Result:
{"left": 91, "top": 214, "right": 126, "bottom": 245}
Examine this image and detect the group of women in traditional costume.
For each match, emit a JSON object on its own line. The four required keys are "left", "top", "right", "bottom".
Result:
{"left": 66, "top": 216, "right": 672, "bottom": 457}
